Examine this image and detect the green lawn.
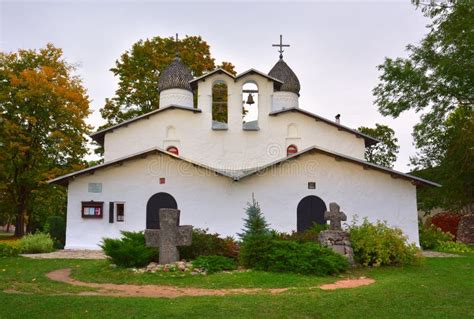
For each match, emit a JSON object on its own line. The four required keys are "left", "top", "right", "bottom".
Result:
{"left": 0, "top": 255, "right": 473, "bottom": 318}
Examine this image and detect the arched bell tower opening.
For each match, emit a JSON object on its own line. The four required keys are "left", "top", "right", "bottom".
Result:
{"left": 242, "top": 81, "right": 259, "bottom": 130}
{"left": 212, "top": 80, "right": 228, "bottom": 129}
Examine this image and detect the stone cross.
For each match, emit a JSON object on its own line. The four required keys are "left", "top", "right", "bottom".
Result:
{"left": 324, "top": 202, "right": 347, "bottom": 231}
{"left": 144, "top": 208, "right": 192, "bottom": 264}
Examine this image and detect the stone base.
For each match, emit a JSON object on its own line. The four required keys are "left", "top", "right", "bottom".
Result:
{"left": 318, "top": 230, "right": 355, "bottom": 266}
{"left": 457, "top": 215, "right": 474, "bottom": 244}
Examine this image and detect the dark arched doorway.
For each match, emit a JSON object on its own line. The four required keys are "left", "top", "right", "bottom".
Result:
{"left": 146, "top": 192, "right": 177, "bottom": 229}
{"left": 297, "top": 195, "right": 327, "bottom": 232}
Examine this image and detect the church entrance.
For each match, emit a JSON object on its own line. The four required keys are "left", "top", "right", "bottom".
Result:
{"left": 146, "top": 192, "right": 178, "bottom": 229}
{"left": 297, "top": 195, "right": 327, "bottom": 232}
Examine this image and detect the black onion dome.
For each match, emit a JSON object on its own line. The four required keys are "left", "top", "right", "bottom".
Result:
{"left": 157, "top": 57, "right": 193, "bottom": 93}
{"left": 268, "top": 59, "right": 300, "bottom": 95}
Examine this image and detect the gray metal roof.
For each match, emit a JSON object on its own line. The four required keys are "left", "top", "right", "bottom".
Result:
{"left": 90, "top": 105, "right": 202, "bottom": 145}
{"left": 48, "top": 147, "right": 238, "bottom": 186}
{"left": 237, "top": 145, "right": 441, "bottom": 187}
{"left": 157, "top": 57, "right": 193, "bottom": 92}
{"left": 269, "top": 107, "right": 379, "bottom": 147}
{"left": 49, "top": 146, "right": 440, "bottom": 188}
{"left": 268, "top": 59, "right": 300, "bottom": 95}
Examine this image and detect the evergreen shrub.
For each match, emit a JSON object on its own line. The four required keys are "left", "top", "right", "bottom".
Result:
{"left": 101, "top": 231, "right": 158, "bottom": 268}
{"left": 192, "top": 255, "right": 237, "bottom": 273}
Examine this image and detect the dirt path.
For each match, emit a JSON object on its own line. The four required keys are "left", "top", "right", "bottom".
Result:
{"left": 319, "top": 277, "right": 375, "bottom": 290}
{"left": 40, "top": 268, "right": 375, "bottom": 298}
{"left": 46, "top": 268, "right": 288, "bottom": 298}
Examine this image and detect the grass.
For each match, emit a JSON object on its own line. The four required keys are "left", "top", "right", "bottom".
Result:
{"left": 0, "top": 255, "right": 473, "bottom": 318}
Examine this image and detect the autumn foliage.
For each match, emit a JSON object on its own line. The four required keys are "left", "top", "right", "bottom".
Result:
{"left": 0, "top": 44, "right": 90, "bottom": 236}
{"left": 100, "top": 35, "right": 235, "bottom": 127}
{"left": 430, "top": 212, "right": 462, "bottom": 238}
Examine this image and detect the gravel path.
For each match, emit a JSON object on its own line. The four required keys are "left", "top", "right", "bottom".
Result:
{"left": 21, "top": 249, "right": 105, "bottom": 260}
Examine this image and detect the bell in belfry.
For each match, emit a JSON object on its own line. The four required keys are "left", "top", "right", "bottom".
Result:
{"left": 246, "top": 93, "right": 255, "bottom": 105}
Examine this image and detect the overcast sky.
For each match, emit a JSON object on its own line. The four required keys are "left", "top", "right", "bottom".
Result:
{"left": 1, "top": 1, "right": 430, "bottom": 171}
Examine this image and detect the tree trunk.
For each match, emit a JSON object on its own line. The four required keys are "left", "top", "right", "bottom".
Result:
{"left": 14, "top": 212, "right": 25, "bottom": 237}
{"left": 14, "top": 190, "right": 28, "bottom": 237}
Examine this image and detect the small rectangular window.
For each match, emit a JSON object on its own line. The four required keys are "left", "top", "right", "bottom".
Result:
{"left": 81, "top": 201, "right": 103, "bottom": 218}
{"left": 116, "top": 203, "right": 125, "bottom": 222}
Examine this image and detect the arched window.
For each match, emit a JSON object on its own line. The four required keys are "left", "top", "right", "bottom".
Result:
{"left": 242, "top": 81, "right": 259, "bottom": 130}
{"left": 212, "top": 80, "right": 228, "bottom": 129}
{"left": 166, "top": 125, "right": 176, "bottom": 139}
{"left": 287, "top": 123, "right": 298, "bottom": 138}
{"left": 166, "top": 146, "right": 179, "bottom": 155}
{"left": 287, "top": 144, "right": 298, "bottom": 156}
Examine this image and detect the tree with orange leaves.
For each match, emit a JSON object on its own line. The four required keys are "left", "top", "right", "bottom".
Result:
{"left": 100, "top": 35, "right": 236, "bottom": 127}
{"left": 0, "top": 44, "right": 90, "bottom": 236}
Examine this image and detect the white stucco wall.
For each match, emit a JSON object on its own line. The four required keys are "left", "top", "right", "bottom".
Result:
{"left": 65, "top": 152, "right": 419, "bottom": 250}
{"left": 159, "top": 88, "right": 193, "bottom": 108}
{"left": 103, "top": 73, "right": 366, "bottom": 169}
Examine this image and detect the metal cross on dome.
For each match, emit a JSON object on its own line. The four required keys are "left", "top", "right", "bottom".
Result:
{"left": 272, "top": 34, "right": 290, "bottom": 59}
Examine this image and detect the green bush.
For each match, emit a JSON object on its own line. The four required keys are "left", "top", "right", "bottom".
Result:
{"left": 239, "top": 233, "right": 274, "bottom": 269}
{"left": 250, "top": 240, "right": 348, "bottom": 276}
{"left": 19, "top": 232, "right": 54, "bottom": 254}
{"left": 44, "top": 215, "right": 66, "bottom": 249}
{"left": 179, "top": 228, "right": 239, "bottom": 261}
{"left": 101, "top": 231, "right": 158, "bottom": 268}
{"left": 348, "top": 218, "right": 421, "bottom": 267}
{"left": 436, "top": 241, "right": 472, "bottom": 253}
{"left": 0, "top": 243, "right": 20, "bottom": 257}
{"left": 192, "top": 255, "right": 237, "bottom": 273}
{"left": 419, "top": 223, "right": 454, "bottom": 250}
{"left": 273, "top": 223, "right": 329, "bottom": 243}
{"left": 238, "top": 196, "right": 274, "bottom": 268}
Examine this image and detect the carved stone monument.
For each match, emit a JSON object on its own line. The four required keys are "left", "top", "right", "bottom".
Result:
{"left": 457, "top": 214, "right": 474, "bottom": 244}
{"left": 318, "top": 202, "right": 354, "bottom": 265}
{"left": 145, "top": 208, "right": 193, "bottom": 264}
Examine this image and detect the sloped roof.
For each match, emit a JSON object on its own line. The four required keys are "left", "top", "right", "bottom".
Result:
{"left": 269, "top": 107, "right": 379, "bottom": 147}
{"left": 49, "top": 146, "right": 439, "bottom": 187}
{"left": 48, "top": 147, "right": 237, "bottom": 186}
{"left": 189, "top": 68, "right": 283, "bottom": 90}
{"left": 90, "top": 105, "right": 201, "bottom": 145}
{"left": 237, "top": 146, "right": 441, "bottom": 187}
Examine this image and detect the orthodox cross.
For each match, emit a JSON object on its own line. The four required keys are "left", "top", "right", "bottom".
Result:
{"left": 324, "top": 202, "right": 347, "bottom": 231}
{"left": 144, "top": 208, "right": 192, "bottom": 264}
{"left": 272, "top": 34, "right": 290, "bottom": 59}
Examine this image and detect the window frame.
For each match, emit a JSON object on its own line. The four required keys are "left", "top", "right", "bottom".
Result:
{"left": 81, "top": 201, "right": 104, "bottom": 219}
{"left": 115, "top": 202, "right": 125, "bottom": 222}
{"left": 287, "top": 144, "right": 298, "bottom": 156}
{"left": 166, "top": 146, "right": 179, "bottom": 155}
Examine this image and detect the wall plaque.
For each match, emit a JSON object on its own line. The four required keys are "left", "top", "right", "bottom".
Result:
{"left": 88, "top": 183, "right": 102, "bottom": 193}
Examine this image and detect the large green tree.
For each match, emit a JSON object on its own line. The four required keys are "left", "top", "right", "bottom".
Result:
{"left": 373, "top": 0, "right": 473, "bottom": 212}
{"left": 0, "top": 44, "right": 90, "bottom": 236}
{"left": 358, "top": 124, "right": 399, "bottom": 168}
{"left": 100, "top": 35, "right": 235, "bottom": 127}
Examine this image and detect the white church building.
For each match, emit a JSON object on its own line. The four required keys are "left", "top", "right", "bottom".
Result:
{"left": 50, "top": 38, "right": 439, "bottom": 249}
